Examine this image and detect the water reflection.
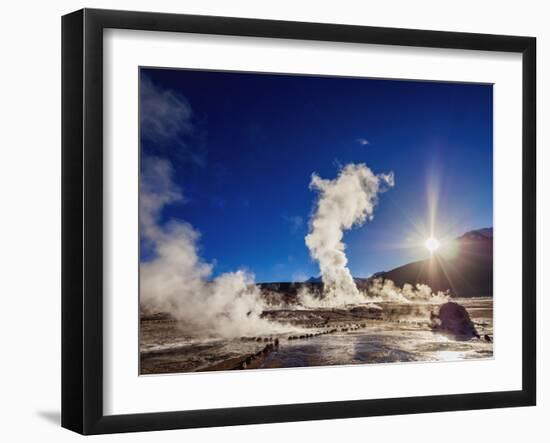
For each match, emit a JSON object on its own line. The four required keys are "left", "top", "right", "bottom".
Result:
{"left": 141, "top": 297, "right": 493, "bottom": 373}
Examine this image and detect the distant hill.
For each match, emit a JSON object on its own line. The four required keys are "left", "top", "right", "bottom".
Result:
{"left": 259, "top": 228, "right": 493, "bottom": 298}
{"left": 370, "top": 228, "right": 493, "bottom": 297}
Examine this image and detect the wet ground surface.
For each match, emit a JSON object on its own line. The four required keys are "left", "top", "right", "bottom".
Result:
{"left": 140, "top": 297, "right": 493, "bottom": 374}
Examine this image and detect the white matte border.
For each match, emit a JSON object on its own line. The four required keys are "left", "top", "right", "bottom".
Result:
{"left": 103, "top": 29, "right": 523, "bottom": 416}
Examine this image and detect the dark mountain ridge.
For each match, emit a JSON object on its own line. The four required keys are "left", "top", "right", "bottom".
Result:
{"left": 258, "top": 228, "right": 493, "bottom": 298}
{"left": 372, "top": 228, "right": 492, "bottom": 297}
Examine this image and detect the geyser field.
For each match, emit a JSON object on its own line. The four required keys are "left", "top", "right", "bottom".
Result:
{"left": 138, "top": 70, "right": 494, "bottom": 375}
{"left": 141, "top": 295, "right": 493, "bottom": 374}
{"left": 139, "top": 158, "right": 493, "bottom": 374}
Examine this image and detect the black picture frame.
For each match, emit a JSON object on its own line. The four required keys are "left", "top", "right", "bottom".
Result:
{"left": 62, "top": 8, "right": 536, "bottom": 435}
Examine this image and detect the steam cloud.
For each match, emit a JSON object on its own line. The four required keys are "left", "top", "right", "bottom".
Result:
{"left": 304, "top": 163, "right": 394, "bottom": 305}
{"left": 140, "top": 75, "right": 205, "bottom": 166}
{"left": 139, "top": 156, "right": 283, "bottom": 338}
{"left": 140, "top": 157, "right": 445, "bottom": 337}
{"left": 366, "top": 278, "right": 450, "bottom": 304}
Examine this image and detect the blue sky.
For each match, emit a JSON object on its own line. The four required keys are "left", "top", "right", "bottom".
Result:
{"left": 140, "top": 68, "right": 493, "bottom": 283}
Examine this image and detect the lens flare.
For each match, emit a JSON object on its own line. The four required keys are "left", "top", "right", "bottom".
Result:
{"left": 425, "top": 236, "right": 440, "bottom": 253}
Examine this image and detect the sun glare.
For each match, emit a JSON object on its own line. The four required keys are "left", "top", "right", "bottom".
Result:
{"left": 425, "top": 236, "right": 440, "bottom": 254}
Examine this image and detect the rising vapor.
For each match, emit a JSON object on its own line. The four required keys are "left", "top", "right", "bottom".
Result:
{"left": 366, "top": 278, "right": 450, "bottom": 304}
{"left": 304, "top": 163, "right": 394, "bottom": 304}
{"left": 139, "top": 156, "right": 284, "bottom": 338}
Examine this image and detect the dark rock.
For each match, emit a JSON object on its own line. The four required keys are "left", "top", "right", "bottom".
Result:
{"left": 433, "top": 302, "right": 479, "bottom": 339}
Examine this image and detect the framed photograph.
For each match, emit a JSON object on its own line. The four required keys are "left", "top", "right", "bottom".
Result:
{"left": 62, "top": 8, "right": 536, "bottom": 435}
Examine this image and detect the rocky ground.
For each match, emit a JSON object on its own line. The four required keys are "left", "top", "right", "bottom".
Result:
{"left": 140, "top": 297, "right": 493, "bottom": 374}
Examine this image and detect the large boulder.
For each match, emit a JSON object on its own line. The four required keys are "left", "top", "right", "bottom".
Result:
{"left": 432, "top": 302, "right": 479, "bottom": 339}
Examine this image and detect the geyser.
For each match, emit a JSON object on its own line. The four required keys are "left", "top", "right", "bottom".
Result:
{"left": 304, "top": 163, "right": 394, "bottom": 304}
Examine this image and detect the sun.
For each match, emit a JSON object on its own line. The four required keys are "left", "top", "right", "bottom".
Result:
{"left": 425, "top": 236, "right": 440, "bottom": 254}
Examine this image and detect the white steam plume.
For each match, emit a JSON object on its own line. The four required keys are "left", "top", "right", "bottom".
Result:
{"left": 139, "top": 156, "right": 284, "bottom": 338}
{"left": 365, "top": 278, "right": 450, "bottom": 304}
{"left": 304, "top": 163, "right": 394, "bottom": 305}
